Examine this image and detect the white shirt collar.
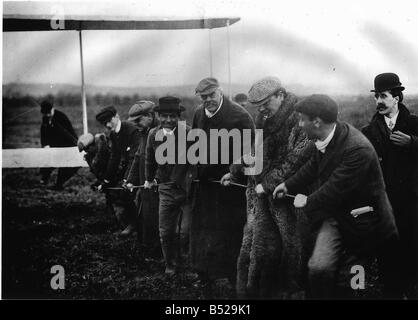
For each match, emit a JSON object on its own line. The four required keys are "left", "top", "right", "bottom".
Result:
{"left": 315, "top": 124, "right": 336, "bottom": 153}
{"left": 162, "top": 127, "right": 177, "bottom": 136}
{"left": 204, "top": 96, "right": 223, "bottom": 118}
{"left": 115, "top": 119, "right": 122, "bottom": 133}
{"left": 384, "top": 110, "right": 399, "bottom": 130}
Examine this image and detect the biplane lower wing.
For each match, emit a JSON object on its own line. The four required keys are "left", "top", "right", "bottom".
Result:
{"left": 2, "top": 147, "right": 88, "bottom": 168}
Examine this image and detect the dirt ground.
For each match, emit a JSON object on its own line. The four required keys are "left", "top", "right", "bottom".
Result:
{"left": 2, "top": 168, "right": 235, "bottom": 299}
{"left": 2, "top": 168, "right": 416, "bottom": 300}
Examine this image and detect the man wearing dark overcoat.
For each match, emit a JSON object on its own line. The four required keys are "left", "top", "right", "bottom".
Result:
{"left": 39, "top": 100, "right": 79, "bottom": 190}
{"left": 190, "top": 77, "right": 255, "bottom": 289}
{"left": 273, "top": 94, "right": 400, "bottom": 299}
{"left": 95, "top": 106, "right": 141, "bottom": 236}
{"left": 362, "top": 73, "right": 418, "bottom": 296}
{"left": 125, "top": 101, "right": 160, "bottom": 248}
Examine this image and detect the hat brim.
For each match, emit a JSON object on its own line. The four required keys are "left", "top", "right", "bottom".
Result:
{"left": 371, "top": 86, "right": 405, "bottom": 92}
{"left": 154, "top": 105, "right": 185, "bottom": 113}
{"left": 248, "top": 95, "right": 271, "bottom": 107}
{"left": 128, "top": 115, "right": 142, "bottom": 121}
{"left": 196, "top": 87, "right": 218, "bottom": 96}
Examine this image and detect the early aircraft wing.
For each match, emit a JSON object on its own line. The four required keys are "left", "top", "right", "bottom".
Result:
{"left": 2, "top": 147, "right": 88, "bottom": 168}
{"left": 3, "top": 14, "right": 240, "bottom": 31}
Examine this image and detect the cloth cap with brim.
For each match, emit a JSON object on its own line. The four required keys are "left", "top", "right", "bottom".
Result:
{"left": 154, "top": 96, "right": 185, "bottom": 114}
{"left": 294, "top": 94, "right": 338, "bottom": 123}
{"left": 234, "top": 93, "right": 248, "bottom": 102}
{"left": 96, "top": 106, "right": 117, "bottom": 124}
{"left": 195, "top": 77, "right": 220, "bottom": 95}
{"left": 40, "top": 101, "right": 53, "bottom": 114}
{"left": 371, "top": 72, "right": 405, "bottom": 92}
{"left": 128, "top": 100, "right": 155, "bottom": 121}
{"left": 77, "top": 133, "right": 94, "bottom": 152}
{"left": 248, "top": 76, "right": 282, "bottom": 107}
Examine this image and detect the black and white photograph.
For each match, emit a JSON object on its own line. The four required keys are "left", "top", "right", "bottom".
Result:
{"left": 1, "top": 0, "right": 418, "bottom": 304}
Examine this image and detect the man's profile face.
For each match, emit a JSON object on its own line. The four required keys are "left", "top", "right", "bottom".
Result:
{"left": 257, "top": 93, "right": 284, "bottom": 118}
{"left": 298, "top": 112, "right": 318, "bottom": 140}
{"left": 200, "top": 88, "right": 222, "bottom": 113}
{"left": 105, "top": 115, "right": 119, "bottom": 131}
{"left": 374, "top": 91, "right": 398, "bottom": 116}
{"left": 135, "top": 114, "right": 153, "bottom": 130}
{"left": 159, "top": 112, "right": 180, "bottom": 130}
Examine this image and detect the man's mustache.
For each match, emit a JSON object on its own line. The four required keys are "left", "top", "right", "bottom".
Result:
{"left": 376, "top": 103, "right": 387, "bottom": 110}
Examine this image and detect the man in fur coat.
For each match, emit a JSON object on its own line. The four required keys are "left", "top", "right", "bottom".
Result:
{"left": 222, "top": 77, "right": 314, "bottom": 298}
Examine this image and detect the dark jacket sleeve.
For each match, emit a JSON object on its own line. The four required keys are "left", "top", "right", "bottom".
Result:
{"left": 145, "top": 128, "right": 157, "bottom": 182}
{"left": 104, "top": 134, "right": 121, "bottom": 183}
{"left": 126, "top": 146, "right": 140, "bottom": 185}
{"left": 304, "top": 146, "right": 373, "bottom": 212}
{"left": 123, "top": 128, "right": 141, "bottom": 180}
{"left": 285, "top": 151, "right": 319, "bottom": 194}
{"left": 54, "top": 111, "right": 78, "bottom": 146}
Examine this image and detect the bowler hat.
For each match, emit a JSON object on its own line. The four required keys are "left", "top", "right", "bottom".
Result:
{"left": 154, "top": 96, "right": 185, "bottom": 114}
{"left": 40, "top": 101, "right": 53, "bottom": 114}
{"left": 96, "top": 106, "right": 117, "bottom": 124}
{"left": 371, "top": 73, "right": 405, "bottom": 92}
{"left": 248, "top": 77, "right": 283, "bottom": 107}
{"left": 128, "top": 100, "right": 155, "bottom": 121}
{"left": 195, "top": 77, "right": 220, "bottom": 95}
{"left": 295, "top": 94, "right": 338, "bottom": 123}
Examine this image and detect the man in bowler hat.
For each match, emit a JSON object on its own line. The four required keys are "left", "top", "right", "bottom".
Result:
{"left": 143, "top": 96, "right": 192, "bottom": 275}
{"left": 95, "top": 105, "right": 141, "bottom": 236}
{"left": 362, "top": 73, "right": 418, "bottom": 297}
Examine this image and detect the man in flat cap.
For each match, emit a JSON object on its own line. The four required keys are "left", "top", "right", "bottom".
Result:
{"left": 39, "top": 100, "right": 79, "bottom": 190}
{"left": 190, "top": 77, "right": 255, "bottom": 291}
{"left": 125, "top": 101, "right": 160, "bottom": 249}
{"left": 362, "top": 73, "right": 418, "bottom": 297}
{"left": 141, "top": 96, "right": 192, "bottom": 275}
{"left": 222, "top": 76, "right": 314, "bottom": 298}
{"left": 273, "top": 94, "right": 400, "bottom": 299}
{"left": 96, "top": 105, "right": 141, "bottom": 236}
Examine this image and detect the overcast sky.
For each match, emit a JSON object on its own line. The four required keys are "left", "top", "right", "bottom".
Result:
{"left": 3, "top": 0, "right": 418, "bottom": 94}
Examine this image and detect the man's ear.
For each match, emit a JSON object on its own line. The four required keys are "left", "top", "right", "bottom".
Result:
{"left": 394, "top": 96, "right": 399, "bottom": 102}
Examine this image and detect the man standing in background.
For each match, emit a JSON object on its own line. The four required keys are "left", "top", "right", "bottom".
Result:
{"left": 362, "top": 73, "right": 418, "bottom": 297}
{"left": 39, "top": 100, "right": 79, "bottom": 190}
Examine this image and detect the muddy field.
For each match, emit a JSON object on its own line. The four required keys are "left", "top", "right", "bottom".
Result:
{"left": 2, "top": 168, "right": 235, "bottom": 299}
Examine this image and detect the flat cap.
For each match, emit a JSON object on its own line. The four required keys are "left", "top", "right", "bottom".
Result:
{"left": 248, "top": 76, "right": 282, "bottom": 106}
{"left": 234, "top": 93, "right": 248, "bottom": 102}
{"left": 96, "top": 106, "right": 117, "bottom": 124}
{"left": 40, "top": 100, "right": 53, "bottom": 114}
{"left": 195, "top": 77, "right": 220, "bottom": 95}
{"left": 128, "top": 100, "right": 155, "bottom": 121}
{"left": 294, "top": 94, "right": 338, "bottom": 123}
{"left": 77, "top": 133, "right": 94, "bottom": 152}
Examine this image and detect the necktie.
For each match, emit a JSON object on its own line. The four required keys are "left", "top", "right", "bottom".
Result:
{"left": 388, "top": 120, "right": 394, "bottom": 131}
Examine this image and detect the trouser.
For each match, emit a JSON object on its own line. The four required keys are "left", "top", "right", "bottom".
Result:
{"left": 390, "top": 197, "right": 418, "bottom": 293}
{"left": 308, "top": 218, "right": 402, "bottom": 299}
{"left": 135, "top": 188, "right": 160, "bottom": 248}
{"left": 158, "top": 184, "right": 191, "bottom": 267}
{"left": 106, "top": 189, "right": 137, "bottom": 229}
{"left": 40, "top": 167, "right": 80, "bottom": 187}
